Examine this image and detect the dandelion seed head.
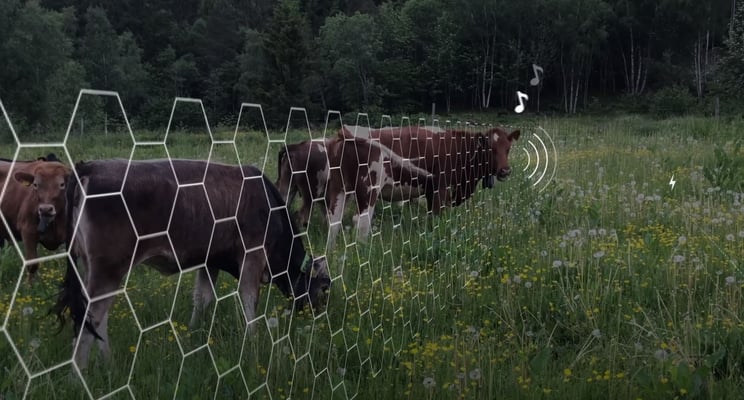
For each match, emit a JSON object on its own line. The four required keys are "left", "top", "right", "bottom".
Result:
{"left": 726, "top": 234, "right": 735, "bottom": 241}
{"left": 469, "top": 369, "right": 482, "bottom": 380}
{"left": 677, "top": 236, "right": 687, "bottom": 245}
{"left": 267, "top": 317, "right": 279, "bottom": 328}
{"left": 591, "top": 329, "right": 602, "bottom": 338}
{"left": 725, "top": 276, "right": 736, "bottom": 286}
{"left": 22, "top": 306, "right": 34, "bottom": 316}
{"left": 552, "top": 260, "right": 563, "bottom": 268}
{"left": 423, "top": 377, "right": 436, "bottom": 389}
{"left": 673, "top": 255, "right": 685, "bottom": 263}
{"left": 593, "top": 251, "right": 605, "bottom": 259}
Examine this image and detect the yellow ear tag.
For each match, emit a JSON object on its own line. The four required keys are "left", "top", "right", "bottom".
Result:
{"left": 21, "top": 181, "right": 32, "bottom": 187}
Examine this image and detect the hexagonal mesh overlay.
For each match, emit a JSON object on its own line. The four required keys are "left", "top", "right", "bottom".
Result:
{"left": 0, "top": 89, "right": 537, "bottom": 399}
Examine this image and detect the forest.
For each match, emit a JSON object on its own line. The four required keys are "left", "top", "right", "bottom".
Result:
{"left": 1, "top": 0, "right": 743, "bottom": 131}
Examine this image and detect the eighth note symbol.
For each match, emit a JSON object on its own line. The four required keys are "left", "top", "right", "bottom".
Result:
{"left": 530, "top": 64, "right": 544, "bottom": 86}
{"left": 514, "top": 91, "right": 528, "bottom": 113}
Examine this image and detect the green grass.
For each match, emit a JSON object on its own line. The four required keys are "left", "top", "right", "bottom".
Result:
{"left": 2, "top": 114, "right": 744, "bottom": 399}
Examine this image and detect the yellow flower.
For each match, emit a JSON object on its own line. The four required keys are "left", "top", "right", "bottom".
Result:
{"left": 563, "top": 368, "right": 572, "bottom": 377}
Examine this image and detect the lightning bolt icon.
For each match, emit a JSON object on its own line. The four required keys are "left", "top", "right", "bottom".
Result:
{"left": 669, "top": 175, "right": 676, "bottom": 190}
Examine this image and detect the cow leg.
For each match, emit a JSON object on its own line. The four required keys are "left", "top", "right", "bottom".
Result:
{"left": 298, "top": 186, "right": 313, "bottom": 227}
{"left": 353, "top": 185, "right": 377, "bottom": 242}
{"left": 239, "top": 251, "right": 266, "bottom": 334}
{"left": 325, "top": 181, "right": 346, "bottom": 248}
{"left": 20, "top": 228, "right": 39, "bottom": 283}
{"left": 76, "top": 261, "right": 126, "bottom": 368}
{"left": 189, "top": 267, "right": 218, "bottom": 329}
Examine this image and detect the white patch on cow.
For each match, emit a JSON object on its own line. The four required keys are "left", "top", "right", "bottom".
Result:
{"left": 315, "top": 162, "right": 329, "bottom": 197}
{"left": 314, "top": 143, "right": 326, "bottom": 153}
{"left": 492, "top": 133, "right": 499, "bottom": 143}
{"left": 327, "top": 192, "right": 345, "bottom": 247}
{"left": 354, "top": 208, "right": 373, "bottom": 241}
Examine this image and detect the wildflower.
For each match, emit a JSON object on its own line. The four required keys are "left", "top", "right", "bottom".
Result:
{"left": 634, "top": 342, "right": 643, "bottom": 351}
{"left": 654, "top": 349, "right": 669, "bottom": 361}
{"left": 593, "top": 251, "right": 605, "bottom": 259}
{"left": 512, "top": 275, "right": 522, "bottom": 284}
{"left": 739, "top": 231, "right": 744, "bottom": 238}
{"left": 725, "top": 276, "right": 736, "bottom": 286}
{"left": 540, "top": 250, "right": 548, "bottom": 257}
{"left": 563, "top": 368, "right": 572, "bottom": 377}
{"left": 672, "top": 255, "right": 685, "bottom": 264}
{"left": 469, "top": 369, "right": 481, "bottom": 380}
{"left": 423, "top": 377, "right": 436, "bottom": 389}
{"left": 470, "top": 270, "right": 479, "bottom": 278}
{"left": 337, "top": 367, "right": 346, "bottom": 377}
{"left": 552, "top": 260, "right": 563, "bottom": 268}
{"left": 496, "top": 267, "right": 504, "bottom": 273}
{"left": 283, "top": 346, "right": 291, "bottom": 355}
{"left": 525, "top": 281, "right": 533, "bottom": 289}
{"left": 591, "top": 329, "right": 602, "bottom": 339}
{"left": 30, "top": 338, "right": 41, "bottom": 350}
{"left": 598, "top": 228, "right": 607, "bottom": 236}
{"left": 267, "top": 317, "right": 279, "bottom": 328}
{"left": 559, "top": 242, "right": 567, "bottom": 249}
{"left": 677, "top": 236, "right": 687, "bottom": 245}
{"left": 588, "top": 229, "right": 597, "bottom": 237}
{"left": 726, "top": 234, "right": 735, "bottom": 242}
{"left": 22, "top": 306, "right": 34, "bottom": 316}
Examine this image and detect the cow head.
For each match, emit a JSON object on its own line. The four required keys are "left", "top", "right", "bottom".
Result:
{"left": 14, "top": 163, "right": 70, "bottom": 233}
{"left": 293, "top": 254, "right": 331, "bottom": 311}
{"left": 484, "top": 127, "right": 520, "bottom": 184}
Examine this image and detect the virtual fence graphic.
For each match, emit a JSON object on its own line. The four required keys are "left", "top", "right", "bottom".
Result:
{"left": 0, "top": 90, "right": 534, "bottom": 399}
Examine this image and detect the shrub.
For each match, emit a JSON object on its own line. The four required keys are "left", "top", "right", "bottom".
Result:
{"left": 649, "top": 85, "right": 697, "bottom": 117}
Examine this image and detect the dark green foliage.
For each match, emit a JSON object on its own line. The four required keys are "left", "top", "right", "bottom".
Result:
{"left": 2, "top": 0, "right": 744, "bottom": 132}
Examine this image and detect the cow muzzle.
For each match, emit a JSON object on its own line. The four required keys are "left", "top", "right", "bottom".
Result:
{"left": 37, "top": 205, "right": 56, "bottom": 233}
{"left": 497, "top": 168, "right": 511, "bottom": 181}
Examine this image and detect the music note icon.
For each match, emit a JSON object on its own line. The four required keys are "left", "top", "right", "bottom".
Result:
{"left": 514, "top": 91, "right": 528, "bottom": 113}
{"left": 530, "top": 64, "right": 544, "bottom": 86}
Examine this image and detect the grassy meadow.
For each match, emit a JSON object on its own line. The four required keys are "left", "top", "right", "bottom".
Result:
{"left": 2, "top": 108, "right": 744, "bottom": 399}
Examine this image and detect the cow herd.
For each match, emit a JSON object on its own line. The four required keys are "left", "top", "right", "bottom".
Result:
{"left": 0, "top": 124, "right": 519, "bottom": 368}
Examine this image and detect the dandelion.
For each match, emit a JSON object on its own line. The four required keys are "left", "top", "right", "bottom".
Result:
{"left": 30, "top": 338, "right": 41, "bottom": 350}
{"left": 591, "top": 329, "right": 602, "bottom": 339}
{"left": 725, "top": 276, "right": 736, "bottom": 286}
{"left": 672, "top": 255, "right": 685, "bottom": 263}
{"left": 598, "top": 228, "right": 607, "bottom": 236}
{"left": 726, "top": 234, "right": 735, "bottom": 242}
{"left": 337, "top": 367, "right": 346, "bottom": 377}
{"left": 739, "top": 231, "right": 744, "bottom": 238}
{"left": 423, "top": 377, "right": 436, "bottom": 389}
{"left": 654, "top": 349, "right": 669, "bottom": 361}
{"left": 283, "top": 346, "right": 291, "bottom": 355}
{"left": 552, "top": 260, "right": 563, "bottom": 268}
{"left": 634, "top": 342, "right": 643, "bottom": 351}
{"left": 525, "top": 281, "right": 533, "bottom": 289}
{"left": 267, "top": 317, "right": 279, "bottom": 328}
{"left": 470, "top": 270, "right": 479, "bottom": 278}
{"left": 540, "top": 250, "right": 548, "bottom": 257}
{"left": 588, "top": 229, "right": 597, "bottom": 237}
{"left": 22, "top": 306, "right": 33, "bottom": 316}
{"left": 512, "top": 275, "right": 522, "bottom": 284}
{"left": 677, "top": 236, "right": 687, "bottom": 245}
{"left": 559, "top": 241, "right": 567, "bottom": 249}
{"left": 469, "top": 369, "right": 481, "bottom": 380}
{"left": 593, "top": 251, "right": 605, "bottom": 259}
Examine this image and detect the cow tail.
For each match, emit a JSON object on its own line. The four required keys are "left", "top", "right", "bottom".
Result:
{"left": 51, "top": 169, "right": 102, "bottom": 340}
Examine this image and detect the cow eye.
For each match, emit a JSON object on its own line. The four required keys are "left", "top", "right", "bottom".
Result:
{"left": 60, "top": 182, "right": 66, "bottom": 189}
{"left": 32, "top": 182, "right": 38, "bottom": 189}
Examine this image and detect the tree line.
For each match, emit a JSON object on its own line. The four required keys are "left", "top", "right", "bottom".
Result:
{"left": 1, "top": 0, "right": 744, "bottom": 132}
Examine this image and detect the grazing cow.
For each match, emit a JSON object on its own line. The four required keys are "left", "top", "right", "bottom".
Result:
{"left": 277, "top": 130, "right": 436, "bottom": 246}
{"left": 53, "top": 159, "right": 331, "bottom": 368}
{"left": 355, "top": 125, "right": 520, "bottom": 208}
{"left": 0, "top": 154, "right": 70, "bottom": 281}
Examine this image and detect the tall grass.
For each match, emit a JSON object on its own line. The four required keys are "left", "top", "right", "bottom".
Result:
{"left": 1, "top": 114, "right": 743, "bottom": 399}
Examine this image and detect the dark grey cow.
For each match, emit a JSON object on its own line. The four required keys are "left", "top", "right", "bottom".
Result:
{"left": 53, "top": 159, "right": 330, "bottom": 368}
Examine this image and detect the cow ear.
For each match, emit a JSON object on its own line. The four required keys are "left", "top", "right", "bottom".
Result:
{"left": 509, "top": 130, "right": 521, "bottom": 141}
{"left": 14, "top": 171, "right": 35, "bottom": 187}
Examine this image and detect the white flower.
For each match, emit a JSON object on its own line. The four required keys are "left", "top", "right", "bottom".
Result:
{"left": 423, "top": 377, "right": 436, "bottom": 389}
{"left": 677, "top": 236, "right": 687, "bottom": 246}
{"left": 588, "top": 229, "right": 597, "bottom": 237}
{"left": 591, "top": 329, "right": 602, "bottom": 338}
{"left": 552, "top": 260, "right": 563, "bottom": 268}
{"left": 282, "top": 346, "right": 291, "bottom": 355}
{"left": 725, "top": 276, "right": 736, "bottom": 286}
{"left": 593, "top": 251, "right": 605, "bottom": 259}
{"left": 559, "top": 242, "right": 567, "bottom": 249}
{"left": 524, "top": 281, "right": 533, "bottom": 289}
{"left": 470, "top": 270, "right": 479, "bottom": 278}
{"left": 337, "top": 367, "right": 346, "bottom": 377}
{"left": 654, "top": 349, "right": 669, "bottom": 361}
{"left": 469, "top": 369, "right": 482, "bottom": 380}
{"left": 30, "top": 338, "right": 41, "bottom": 350}
{"left": 267, "top": 317, "right": 279, "bottom": 328}
{"left": 598, "top": 228, "right": 607, "bottom": 236}
{"left": 22, "top": 306, "right": 34, "bottom": 316}
{"left": 512, "top": 275, "right": 522, "bottom": 284}
{"left": 496, "top": 267, "right": 504, "bottom": 273}
{"left": 673, "top": 255, "right": 685, "bottom": 264}
{"left": 726, "top": 234, "right": 735, "bottom": 242}
{"left": 634, "top": 342, "right": 643, "bottom": 351}
{"left": 739, "top": 231, "right": 744, "bottom": 238}
{"left": 540, "top": 250, "right": 548, "bottom": 257}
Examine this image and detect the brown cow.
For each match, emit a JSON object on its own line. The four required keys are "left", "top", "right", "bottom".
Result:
{"left": 0, "top": 154, "right": 70, "bottom": 281}
{"left": 276, "top": 130, "right": 436, "bottom": 246}
{"left": 362, "top": 125, "right": 520, "bottom": 209}
{"left": 53, "top": 159, "right": 331, "bottom": 368}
